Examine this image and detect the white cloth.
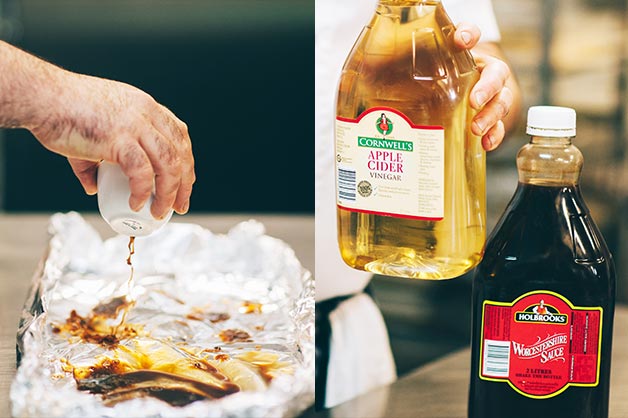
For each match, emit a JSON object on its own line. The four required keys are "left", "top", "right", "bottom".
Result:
{"left": 315, "top": 0, "right": 501, "bottom": 408}
{"left": 325, "top": 293, "right": 397, "bottom": 408}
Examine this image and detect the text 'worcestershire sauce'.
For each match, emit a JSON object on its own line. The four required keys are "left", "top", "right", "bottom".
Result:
{"left": 468, "top": 107, "right": 615, "bottom": 417}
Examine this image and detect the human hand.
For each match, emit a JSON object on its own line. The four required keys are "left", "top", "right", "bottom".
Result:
{"left": 453, "top": 23, "right": 517, "bottom": 151}
{"left": 30, "top": 70, "right": 195, "bottom": 219}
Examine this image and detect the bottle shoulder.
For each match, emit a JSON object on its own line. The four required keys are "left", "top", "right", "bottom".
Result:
{"left": 481, "top": 184, "right": 611, "bottom": 270}
{"left": 338, "top": 2, "right": 476, "bottom": 84}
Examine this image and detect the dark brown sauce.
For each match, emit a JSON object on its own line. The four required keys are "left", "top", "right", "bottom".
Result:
{"left": 258, "top": 365, "right": 277, "bottom": 384}
{"left": 53, "top": 237, "right": 141, "bottom": 347}
{"left": 52, "top": 299, "right": 140, "bottom": 347}
{"left": 115, "top": 236, "right": 136, "bottom": 332}
{"left": 91, "top": 296, "right": 129, "bottom": 318}
{"left": 201, "top": 347, "right": 222, "bottom": 354}
{"left": 154, "top": 289, "right": 185, "bottom": 305}
{"left": 186, "top": 310, "right": 231, "bottom": 323}
{"left": 236, "top": 351, "right": 291, "bottom": 384}
{"left": 214, "top": 354, "right": 230, "bottom": 362}
{"left": 126, "top": 236, "right": 135, "bottom": 266}
{"left": 219, "top": 329, "right": 252, "bottom": 343}
{"left": 54, "top": 236, "right": 287, "bottom": 407}
{"left": 71, "top": 343, "right": 241, "bottom": 407}
{"left": 76, "top": 369, "right": 239, "bottom": 407}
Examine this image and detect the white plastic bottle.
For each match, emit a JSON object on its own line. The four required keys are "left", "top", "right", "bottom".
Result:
{"left": 97, "top": 162, "right": 173, "bottom": 236}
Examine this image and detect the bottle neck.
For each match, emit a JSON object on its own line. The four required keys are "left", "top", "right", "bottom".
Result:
{"left": 516, "top": 135, "right": 583, "bottom": 186}
{"left": 530, "top": 136, "right": 571, "bottom": 146}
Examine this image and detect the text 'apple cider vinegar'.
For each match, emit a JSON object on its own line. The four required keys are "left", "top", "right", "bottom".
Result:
{"left": 335, "top": 0, "right": 485, "bottom": 279}
{"left": 468, "top": 107, "right": 615, "bottom": 418}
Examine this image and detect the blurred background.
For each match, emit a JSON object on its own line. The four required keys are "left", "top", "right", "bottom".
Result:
{"left": 370, "top": 0, "right": 628, "bottom": 377}
{"left": 0, "top": 0, "right": 313, "bottom": 214}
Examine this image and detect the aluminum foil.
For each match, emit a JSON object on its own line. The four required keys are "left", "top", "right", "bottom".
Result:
{"left": 11, "top": 212, "right": 314, "bottom": 417}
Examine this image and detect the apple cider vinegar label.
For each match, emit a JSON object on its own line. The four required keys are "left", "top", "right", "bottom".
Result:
{"left": 335, "top": 107, "right": 444, "bottom": 220}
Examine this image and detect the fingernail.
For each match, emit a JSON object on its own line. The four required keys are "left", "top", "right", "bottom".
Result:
{"left": 486, "top": 134, "right": 495, "bottom": 150}
{"left": 475, "top": 91, "right": 488, "bottom": 107}
{"left": 461, "top": 31, "right": 472, "bottom": 46}
{"left": 474, "top": 119, "right": 487, "bottom": 135}
{"left": 130, "top": 200, "right": 143, "bottom": 212}
{"left": 182, "top": 201, "right": 190, "bottom": 214}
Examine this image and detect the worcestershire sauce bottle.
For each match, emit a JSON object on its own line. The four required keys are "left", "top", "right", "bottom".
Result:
{"left": 468, "top": 106, "right": 615, "bottom": 417}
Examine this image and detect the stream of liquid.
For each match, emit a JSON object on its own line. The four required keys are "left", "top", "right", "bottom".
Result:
{"left": 114, "top": 236, "right": 135, "bottom": 333}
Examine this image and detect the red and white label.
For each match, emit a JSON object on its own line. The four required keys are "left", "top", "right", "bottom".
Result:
{"left": 479, "top": 290, "right": 602, "bottom": 398}
{"left": 335, "top": 107, "right": 444, "bottom": 220}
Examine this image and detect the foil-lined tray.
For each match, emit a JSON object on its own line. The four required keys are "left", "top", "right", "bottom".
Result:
{"left": 11, "top": 212, "right": 314, "bottom": 417}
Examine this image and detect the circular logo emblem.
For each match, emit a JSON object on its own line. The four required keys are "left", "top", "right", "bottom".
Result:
{"left": 357, "top": 180, "right": 372, "bottom": 197}
{"left": 376, "top": 113, "right": 393, "bottom": 136}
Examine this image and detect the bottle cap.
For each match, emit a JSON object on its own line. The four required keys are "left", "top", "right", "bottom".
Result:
{"left": 97, "top": 162, "right": 173, "bottom": 237}
{"left": 526, "top": 106, "right": 576, "bottom": 137}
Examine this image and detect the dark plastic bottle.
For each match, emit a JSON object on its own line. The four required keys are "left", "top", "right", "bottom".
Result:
{"left": 468, "top": 106, "right": 615, "bottom": 418}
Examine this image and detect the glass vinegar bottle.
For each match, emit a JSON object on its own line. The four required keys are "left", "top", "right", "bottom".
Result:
{"left": 335, "top": 0, "right": 485, "bottom": 279}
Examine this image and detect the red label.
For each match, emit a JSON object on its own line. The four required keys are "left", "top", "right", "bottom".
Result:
{"left": 479, "top": 290, "right": 602, "bottom": 398}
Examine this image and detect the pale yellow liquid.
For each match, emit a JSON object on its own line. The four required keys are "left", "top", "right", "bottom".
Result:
{"left": 336, "top": 1, "right": 486, "bottom": 279}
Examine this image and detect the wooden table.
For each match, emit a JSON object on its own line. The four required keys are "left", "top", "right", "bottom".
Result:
{"left": 320, "top": 306, "right": 628, "bottom": 418}
{"left": 0, "top": 213, "right": 313, "bottom": 418}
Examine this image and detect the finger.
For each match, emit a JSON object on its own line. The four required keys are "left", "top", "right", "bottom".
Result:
{"left": 471, "top": 87, "right": 513, "bottom": 137}
{"left": 151, "top": 105, "right": 188, "bottom": 144}
{"left": 152, "top": 105, "right": 195, "bottom": 214}
{"left": 137, "top": 128, "right": 181, "bottom": 220}
{"left": 111, "top": 139, "right": 154, "bottom": 211}
{"left": 68, "top": 158, "right": 99, "bottom": 195}
{"left": 454, "top": 23, "right": 481, "bottom": 50}
{"left": 470, "top": 58, "right": 510, "bottom": 109}
{"left": 174, "top": 162, "right": 195, "bottom": 214}
{"left": 482, "top": 120, "right": 505, "bottom": 151}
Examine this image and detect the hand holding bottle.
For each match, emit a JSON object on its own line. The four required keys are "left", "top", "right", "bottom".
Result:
{"left": 453, "top": 23, "right": 521, "bottom": 151}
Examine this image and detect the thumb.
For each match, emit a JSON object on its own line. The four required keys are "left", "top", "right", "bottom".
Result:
{"left": 68, "top": 158, "right": 99, "bottom": 195}
{"left": 454, "top": 23, "right": 481, "bottom": 50}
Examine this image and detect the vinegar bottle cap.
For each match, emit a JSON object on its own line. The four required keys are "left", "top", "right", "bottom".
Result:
{"left": 526, "top": 106, "right": 576, "bottom": 137}
{"left": 97, "top": 162, "right": 173, "bottom": 237}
